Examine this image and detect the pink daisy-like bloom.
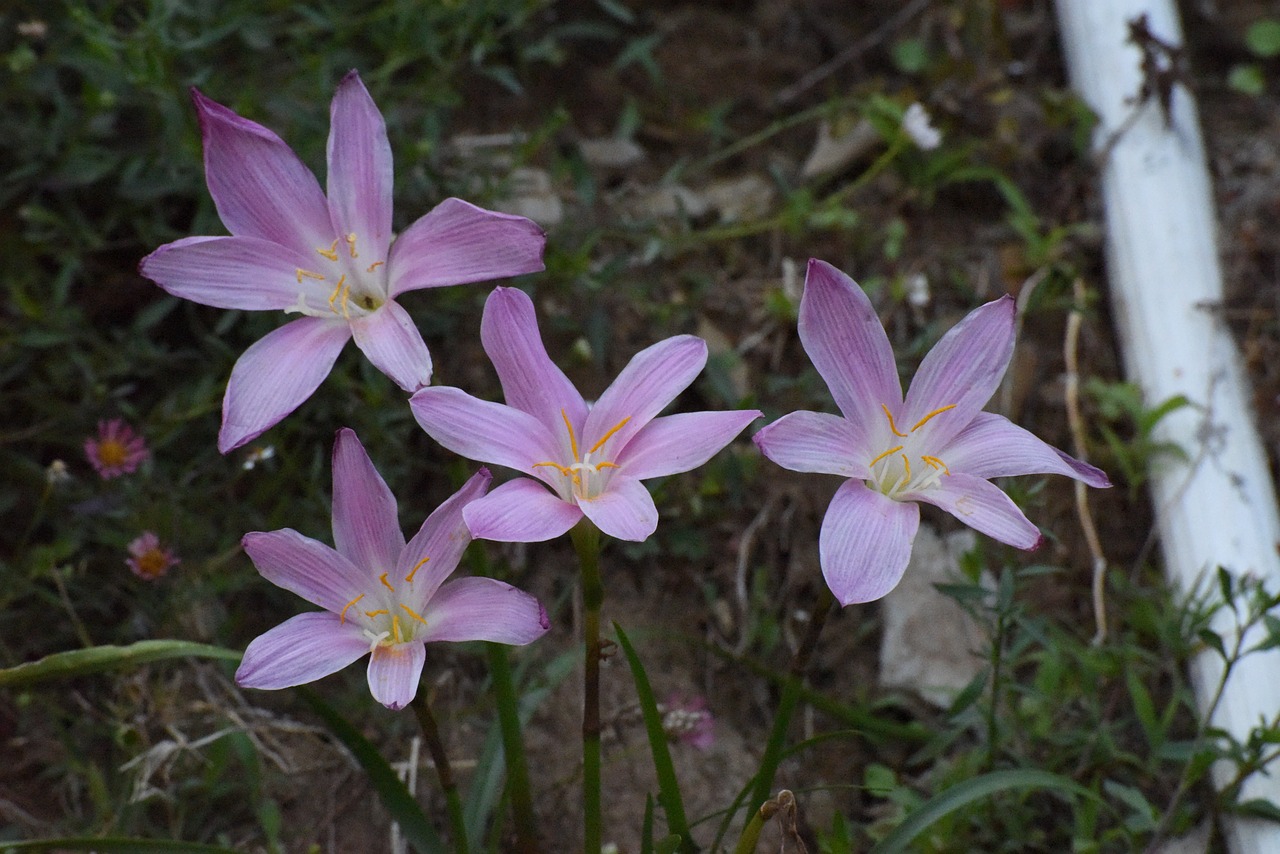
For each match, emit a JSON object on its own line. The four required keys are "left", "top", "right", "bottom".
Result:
{"left": 126, "top": 532, "right": 180, "bottom": 580}
{"left": 661, "top": 693, "right": 715, "bottom": 751}
{"left": 84, "top": 419, "right": 150, "bottom": 479}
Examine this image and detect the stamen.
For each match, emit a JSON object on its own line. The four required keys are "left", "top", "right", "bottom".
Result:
{"left": 367, "top": 261, "right": 385, "bottom": 273}
{"left": 379, "top": 572, "right": 394, "bottom": 592}
{"left": 364, "top": 608, "right": 390, "bottom": 618}
{"left": 901, "top": 454, "right": 911, "bottom": 480}
{"left": 588, "top": 417, "right": 632, "bottom": 455}
{"left": 346, "top": 233, "right": 359, "bottom": 258}
{"left": 327, "top": 274, "right": 347, "bottom": 312}
{"left": 595, "top": 461, "right": 620, "bottom": 471}
{"left": 296, "top": 268, "right": 326, "bottom": 284}
{"left": 400, "top": 604, "right": 428, "bottom": 625}
{"left": 391, "top": 615, "right": 403, "bottom": 643}
{"left": 921, "top": 455, "right": 951, "bottom": 475}
{"left": 869, "top": 445, "right": 905, "bottom": 467}
{"left": 561, "top": 410, "right": 580, "bottom": 461}
{"left": 405, "top": 556, "right": 430, "bottom": 583}
{"left": 317, "top": 239, "right": 340, "bottom": 261}
{"left": 534, "top": 461, "right": 574, "bottom": 477}
{"left": 339, "top": 593, "right": 366, "bottom": 624}
{"left": 910, "top": 404, "right": 958, "bottom": 433}
{"left": 881, "top": 404, "right": 908, "bottom": 438}
{"left": 338, "top": 280, "right": 352, "bottom": 320}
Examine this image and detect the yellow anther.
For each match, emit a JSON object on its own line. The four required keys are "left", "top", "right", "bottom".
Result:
{"left": 379, "top": 572, "right": 394, "bottom": 592}
{"left": 339, "top": 593, "right": 366, "bottom": 624}
{"left": 910, "top": 404, "right": 958, "bottom": 433}
{"left": 346, "top": 233, "right": 359, "bottom": 258}
{"left": 364, "top": 608, "right": 390, "bottom": 618}
{"left": 901, "top": 454, "right": 911, "bottom": 480}
{"left": 595, "top": 461, "right": 620, "bottom": 471}
{"left": 534, "top": 461, "right": 574, "bottom": 477}
{"left": 391, "top": 615, "right": 403, "bottom": 643}
{"left": 869, "top": 445, "right": 905, "bottom": 467}
{"left": 296, "top": 268, "right": 326, "bottom": 284}
{"left": 588, "top": 416, "right": 632, "bottom": 455}
{"left": 367, "top": 260, "right": 385, "bottom": 273}
{"left": 922, "top": 455, "right": 951, "bottom": 475}
{"left": 317, "top": 239, "right": 340, "bottom": 261}
{"left": 405, "top": 556, "right": 430, "bottom": 583}
{"left": 561, "top": 409, "right": 580, "bottom": 461}
{"left": 338, "top": 280, "right": 352, "bottom": 320}
{"left": 327, "top": 274, "right": 347, "bottom": 311}
{"left": 881, "top": 404, "right": 908, "bottom": 438}
{"left": 399, "top": 603, "right": 428, "bottom": 625}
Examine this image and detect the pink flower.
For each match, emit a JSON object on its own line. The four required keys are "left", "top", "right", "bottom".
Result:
{"left": 235, "top": 428, "right": 549, "bottom": 710}
{"left": 126, "top": 532, "right": 179, "bottom": 580}
{"left": 753, "top": 260, "right": 1111, "bottom": 605}
{"left": 139, "top": 71, "right": 547, "bottom": 453}
{"left": 409, "top": 287, "right": 761, "bottom": 543}
{"left": 84, "top": 419, "right": 149, "bottom": 479}
{"left": 661, "top": 693, "right": 714, "bottom": 751}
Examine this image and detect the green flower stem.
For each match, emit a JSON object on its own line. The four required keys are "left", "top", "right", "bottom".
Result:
{"left": 486, "top": 642, "right": 539, "bottom": 852}
{"left": 410, "top": 691, "right": 470, "bottom": 854}
{"left": 747, "top": 585, "right": 836, "bottom": 812}
{"left": 571, "top": 521, "right": 605, "bottom": 854}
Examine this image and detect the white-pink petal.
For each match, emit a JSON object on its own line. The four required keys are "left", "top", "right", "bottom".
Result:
{"left": 331, "top": 428, "right": 406, "bottom": 579}
{"left": 480, "top": 287, "right": 588, "bottom": 429}
{"left": 325, "top": 70, "right": 393, "bottom": 259}
{"left": 387, "top": 198, "right": 546, "bottom": 297}
{"left": 577, "top": 474, "right": 659, "bottom": 542}
{"left": 399, "top": 468, "right": 492, "bottom": 605}
{"left": 819, "top": 480, "right": 921, "bottom": 605}
{"left": 366, "top": 642, "right": 427, "bottom": 710}
{"left": 907, "top": 472, "right": 1043, "bottom": 550}
{"left": 616, "top": 410, "right": 761, "bottom": 480}
{"left": 350, "top": 300, "right": 433, "bottom": 392}
{"left": 584, "top": 335, "right": 708, "bottom": 452}
{"left": 193, "top": 88, "right": 332, "bottom": 256}
{"left": 242, "top": 529, "right": 364, "bottom": 614}
{"left": 409, "top": 387, "right": 562, "bottom": 473}
{"left": 218, "top": 316, "right": 351, "bottom": 453}
{"left": 235, "top": 612, "right": 370, "bottom": 690}
{"left": 941, "top": 412, "right": 1111, "bottom": 487}
{"left": 421, "top": 577, "right": 550, "bottom": 645}
{"left": 139, "top": 235, "right": 322, "bottom": 311}
{"left": 751, "top": 410, "right": 872, "bottom": 479}
{"left": 462, "top": 478, "right": 584, "bottom": 543}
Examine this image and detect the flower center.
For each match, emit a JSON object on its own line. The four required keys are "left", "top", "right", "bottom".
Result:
{"left": 338, "top": 556, "right": 431, "bottom": 650}
{"left": 867, "top": 403, "right": 956, "bottom": 498}
{"left": 133, "top": 547, "right": 172, "bottom": 579}
{"left": 533, "top": 410, "right": 630, "bottom": 502}
{"left": 95, "top": 439, "right": 128, "bottom": 468}
{"left": 286, "top": 232, "right": 387, "bottom": 320}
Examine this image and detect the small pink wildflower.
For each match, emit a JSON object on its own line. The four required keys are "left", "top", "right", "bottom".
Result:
{"left": 661, "top": 693, "right": 714, "bottom": 751}
{"left": 126, "top": 532, "right": 180, "bottom": 580}
{"left": 84, "top": 419, "right": 149, "bottom": 479}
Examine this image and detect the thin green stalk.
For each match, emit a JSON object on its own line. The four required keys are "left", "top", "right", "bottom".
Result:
{"left": 486, "top": 642, "right": 538, "bottom": 853}
{"left": 747, "top": 585, "right": 836, "bottom": 813}
{"left": 411, "top": 692, "right": 470, "bottom": 854}
{"left": 571, "top": 521, "right": 605, "bottom": 854}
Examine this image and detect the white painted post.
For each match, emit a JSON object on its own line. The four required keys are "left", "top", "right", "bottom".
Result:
{"left": 1054, "top": 2, "right": 1280, "bottom": 851}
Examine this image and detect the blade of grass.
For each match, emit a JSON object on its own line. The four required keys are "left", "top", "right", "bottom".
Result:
{"left": 0, "top": 640, "right": 241, "bottom": 687}
{"left": 613, "top": 622, "right": 695, "bottom": 853}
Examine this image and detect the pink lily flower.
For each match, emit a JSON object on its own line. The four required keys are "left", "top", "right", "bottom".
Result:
{"left": 235, "top": 428, "right": 549, "bottom": 710}
{"left": 753, "top": 259, "right": 1110, "bottom": 606}
{"left": 409, "top": 287, "right": 761, "bottom": 543}
{"left": 139, "top": 71, "right": 546, "bottom": 453}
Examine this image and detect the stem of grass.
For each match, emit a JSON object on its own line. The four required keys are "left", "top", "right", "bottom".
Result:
{"left": 572, "top": 521, "right": 605, "bottom": 854}
{"left": 410, "top": 691, "right": 470, "bottom": 854}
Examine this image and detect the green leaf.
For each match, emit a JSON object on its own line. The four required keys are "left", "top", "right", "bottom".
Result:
{"left": 869, "top": 769, "right": 1096, "bottom": 854}
{"left": 0, "top": 640, "right": 241, "bottom": 688}
{"left": 1229, "top": 64, "right": 1266, "bottom": 96}
{"left": 0, "top": 839, "right": 239, "bottom": 853}
{"left": 891, "top": 38, "right": 930, "bottom": 74}
{"left": 1246, "top": 20, "right": 1280, "bottom": 58}
{"left": 297, "top": 689, "right": 445, "bottom": 854}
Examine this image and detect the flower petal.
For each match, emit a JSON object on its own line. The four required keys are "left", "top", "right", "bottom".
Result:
{"left": 799, "top": 260, "right": 902, "bottom": 448}
{"left": 409, "top": 387, "right": 562, "bottom": 472}
{"left": 421, "top": 577, "right": 550, "bottom": 645}
{"left": 367, "top": 641, "right": 426, "bottom": 710}
{"left": 578, "top": 474, "right": 659, "bottom": 542}
{"left": 387, "top": 198, "right": 546, "bottom": 297}
{"left": 819, "top": 480, "right": 921, "bottom": 605}
{"left": 242, "top": 529, "right": 364, "bottom": 613}
{"left": 325, "top": 70, "right": 393, "bottom": 260}
{"left": 399, "top": 468, "right": 492, "bottom": 604}
{"left": 218, "top": 317, "right": 351, "bottom": 453}
{"left": 139, "top": 235, "right": 325, "bottom": 310}
{"left": 236, "top": 611, "right": 370, "bottom": 690}
{"left": 752, "top": 411, "right": 872, "bottom": 479}
{"left": 192, "top": 88, "right": 332, "bottom": 256}
{"left": 907, "top": 472, "right": 1042, "bottom": 549}
{"left": 617, "top": 409, "right": 761, "bottom": 480}
{"left": 350, "top": 300, "right": 432, "bottom": 391}
{"left": 584, "top": 335, "right": 707, "bottom": 453}
{"left": 900, "top": 295, "right": 1016, "bottom": 449}
{"left": 462, "top": 478, "right": 583, "bottom": 543}
{"left": 331, "top": 428, "right": 406, "bottom": 579}
{"left": 942, "top": 412, "right": 1111, "bottom": 487}
{"left": 480, "top": 287, "right": 588, "bottom": 428}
